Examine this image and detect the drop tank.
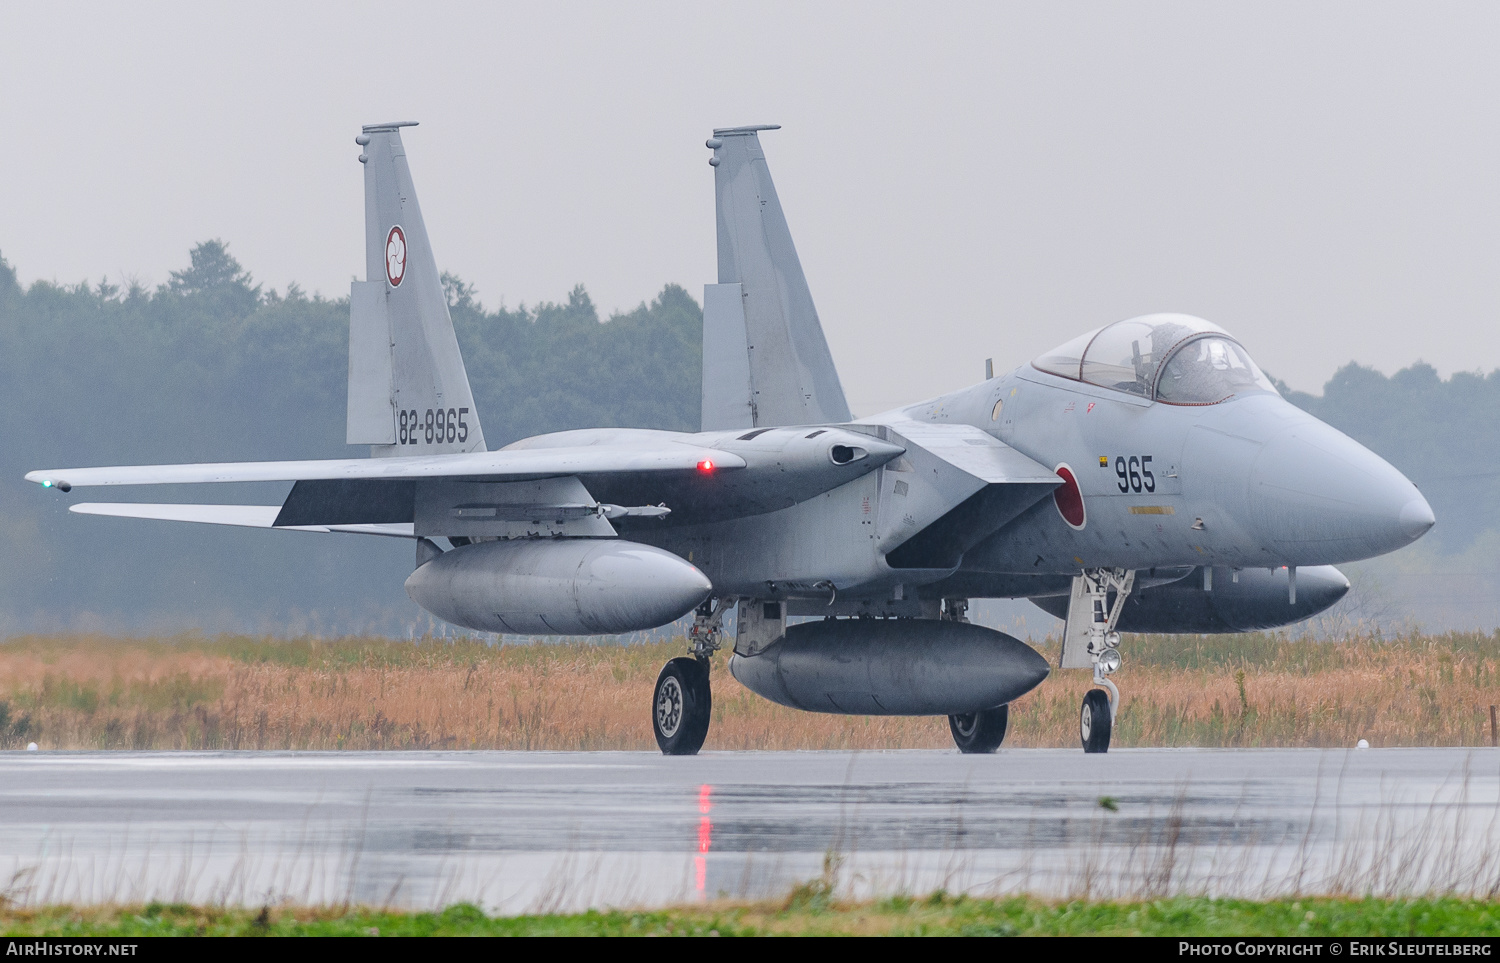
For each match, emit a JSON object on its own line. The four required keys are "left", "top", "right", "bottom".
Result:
{"left": 405, "top": 539, "right": 712, "bottom": 635}
{"left": 729, "top": 619, "right": 1050, "bottom": 715}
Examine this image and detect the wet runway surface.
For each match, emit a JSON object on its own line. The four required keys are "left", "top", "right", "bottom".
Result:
{"left": 2, "top": 749, "right": 1498, "bottom": 911}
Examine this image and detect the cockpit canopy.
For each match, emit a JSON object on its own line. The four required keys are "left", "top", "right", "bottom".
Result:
{"left": 1032, "top": 313, "right": 1277, "bottom": 405}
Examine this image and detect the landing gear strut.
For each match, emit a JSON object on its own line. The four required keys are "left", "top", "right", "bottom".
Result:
{"left": 1066, "top": 568, "right": 1134, "bottom": 754}
{"left": 652, "top": 599, "right": 727, "bottom": 756}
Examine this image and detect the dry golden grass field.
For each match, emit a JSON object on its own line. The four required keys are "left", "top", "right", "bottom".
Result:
{"left": 0, "top": 630, "right": 1497, "bottom": 751}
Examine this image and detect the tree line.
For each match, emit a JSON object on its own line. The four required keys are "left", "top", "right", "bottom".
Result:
{"left": 0, "top": 241, "right": 1488, "bottom": 632}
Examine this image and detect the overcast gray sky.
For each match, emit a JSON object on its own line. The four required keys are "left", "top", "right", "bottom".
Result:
{"left": 3, "top": 1, "right": 1497, "bottom": 414}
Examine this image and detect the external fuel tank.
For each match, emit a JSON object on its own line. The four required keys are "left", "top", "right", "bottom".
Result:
{"left": 405, "top": 539, "right": 712, "bottom": 635}
{"left": 729, "top": 619, "right": 1050, "bottom": 715}
{"left": 1029, "top": 565, "right": 1350, "bottom": 633}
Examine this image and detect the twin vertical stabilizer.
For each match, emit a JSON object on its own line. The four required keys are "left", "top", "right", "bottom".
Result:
{"left": 347, "top": 122, "right": 846, "bottom": 445}
{"left": 348, "top": 122, "right": 486, "bottom": 455}
{"left": 703, "top": 126, "right": 851, "bottom": 430}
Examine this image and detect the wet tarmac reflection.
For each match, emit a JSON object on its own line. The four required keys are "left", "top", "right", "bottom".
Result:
{"left": 1, "top": 749, "right": 1496, "bottom": 913}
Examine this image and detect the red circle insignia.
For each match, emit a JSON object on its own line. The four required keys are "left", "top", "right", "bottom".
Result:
{"left": 1053, "top": 463, "right": 1086, "bottom": 529}
{"left": 385, "top": 226, "right": 407, "bottom": 287}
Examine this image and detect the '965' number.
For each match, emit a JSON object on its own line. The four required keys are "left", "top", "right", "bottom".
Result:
{"left": 1115, "top": 455, "right": 1155, "bottom": 493}
{"left": 398, "top": 407, "right": 469, "bottom": 446}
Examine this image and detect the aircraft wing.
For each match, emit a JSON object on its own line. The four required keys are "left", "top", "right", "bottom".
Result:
{"left": 69, "top": 503, "right": 416, "bottom": 538}
{"left": 29, "top": 425, "right": 902, "bottom": 534}
{"left": 26, "top": 443, "right": 742, "bottom": 489}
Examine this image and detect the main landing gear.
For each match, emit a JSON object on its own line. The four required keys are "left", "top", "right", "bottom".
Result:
{"left": 1066, "top": 568, "right": 1135, "bottom": 754}
{"left": 653, "top": 657, "right": 711, "bottom": 755}
{"left": 652, "top": 600, "right": 726, "bottom": 755}
{"left": 949, "top": 705, "right": 1010, "bottom": 753}
{"left": 937, "top": 598, "right": 1012, "bottom": 754}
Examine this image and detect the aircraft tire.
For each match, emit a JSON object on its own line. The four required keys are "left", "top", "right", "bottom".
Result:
{"left": 1080, "top": 688, "right": 1112, "bottom": 753}
{"left": 948, "top": 705, "right": 1009, "bottom": 753}
{"left": 653, "top": 657, "right": 711, "bottom": 755}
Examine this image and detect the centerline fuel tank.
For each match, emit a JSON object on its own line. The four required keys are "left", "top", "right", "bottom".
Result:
{"left": 729, "top": 619, "right": 1050, "bottom": 715}
{"left": 1028, "top": 564, "right": 1349, "bottom": 633}
{"left": 405, "top": 539, "right": 712, "bottom": 635}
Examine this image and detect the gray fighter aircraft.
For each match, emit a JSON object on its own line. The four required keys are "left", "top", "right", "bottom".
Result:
{"left": 28, "top": 123, "right": 1435, "bottom": 754}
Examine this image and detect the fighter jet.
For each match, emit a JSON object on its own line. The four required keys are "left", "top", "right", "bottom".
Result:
{"left": 28, "top": 123, "right": 1435, "bottom": 754}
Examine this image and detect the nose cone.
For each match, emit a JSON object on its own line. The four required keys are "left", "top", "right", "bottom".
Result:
{"left": 1399, "top": 497, "right": 1436, "bottom": 542}
{"left": 1249, "top": 416, "right": 1433, "bottom": 563}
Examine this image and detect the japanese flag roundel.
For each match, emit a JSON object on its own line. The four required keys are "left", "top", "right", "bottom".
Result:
{"left": 385, "top": 226, "right": 407, "bottom": 287}
{"left": 1053, "top": 463, "right": 1086, "bottom": 530}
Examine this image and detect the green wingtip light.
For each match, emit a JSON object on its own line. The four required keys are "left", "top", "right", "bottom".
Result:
{"left": 40, "top": 480, "right": 51, "bottom": 488}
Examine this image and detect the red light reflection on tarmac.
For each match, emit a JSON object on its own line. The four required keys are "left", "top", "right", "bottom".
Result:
{"left": 696, "top": 784, "right": 713, "bottom": 895}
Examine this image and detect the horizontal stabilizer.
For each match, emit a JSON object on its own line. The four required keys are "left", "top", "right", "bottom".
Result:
{"left": 70, "top": 503, "right": 415, "bottom": 538}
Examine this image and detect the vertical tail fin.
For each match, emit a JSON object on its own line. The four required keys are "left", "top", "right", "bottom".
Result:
{"left": 348, "top": 122, "right": 486, "bottom": 455}
{"left": 702, "top": 125, "right": 851, "bottom": 430}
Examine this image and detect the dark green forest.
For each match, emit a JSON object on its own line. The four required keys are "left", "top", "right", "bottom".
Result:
{"left": 0, "top": 242, "right": 1491, "bottom": 633}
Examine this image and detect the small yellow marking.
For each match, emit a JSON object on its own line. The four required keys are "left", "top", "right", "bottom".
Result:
{"left": 688, "top": 551, "right": 694, "bottom": 562}
{"left": 1128, "top": 505, "right": 1175, "bottom": 515}
{"left": 1193, "top": 545, "right": 1204, "bottom": 553}
{"left": 1098, "top": 455, "right": 1109, "bottom": 467}
{"left": 1073, "top": 556, "right": 1084, "bottom": 565}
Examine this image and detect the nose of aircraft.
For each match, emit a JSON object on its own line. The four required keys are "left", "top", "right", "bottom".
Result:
{"left": 1399, "top": 497, "right": 1437, "bottom": 542}
{"left": 1247, "top": 415, "right": 1433, "bottom": 563}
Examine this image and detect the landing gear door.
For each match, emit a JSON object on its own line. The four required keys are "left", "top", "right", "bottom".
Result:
{"left": 735, "top": 599, "right": 785, "bottom": 657}
{"left": 1058, "top": 575, "right": 1095, "bottom": 669}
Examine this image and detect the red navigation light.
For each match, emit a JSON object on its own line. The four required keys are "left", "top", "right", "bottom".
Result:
{"left": 697, "top": 459, "right": 715, "bottom": 474}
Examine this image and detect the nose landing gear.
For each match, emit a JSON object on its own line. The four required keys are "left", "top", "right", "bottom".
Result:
{"left": 1063, "top": 568, "right": 1134, "bottom": 753}
{"left": 1084, "top": 639, "right": 1122, "bottom": 754}
{"left": 652, "top": 599, "right": 728, "bottom": 756}
{"left": 1080, "top": 688, "right": 1112, "bottom": 753}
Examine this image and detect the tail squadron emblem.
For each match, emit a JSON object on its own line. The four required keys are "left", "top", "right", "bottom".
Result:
{"left": 385, "top": 225, "right": 407, "bottom": 287}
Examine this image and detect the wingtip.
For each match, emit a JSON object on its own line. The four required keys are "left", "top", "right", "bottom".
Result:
{"left": 27, "top": 472, "right": 71, "bottom": 492}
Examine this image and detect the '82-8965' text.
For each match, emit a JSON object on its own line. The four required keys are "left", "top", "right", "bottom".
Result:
{"left": 397, "top": 407, "right": 469, "bottom": 446}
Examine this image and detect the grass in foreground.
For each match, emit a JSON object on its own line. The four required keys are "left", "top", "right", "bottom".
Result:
{"left": 3, "top": 895, "right": 1499, "bottom": 937}
{"left": 2, "top": 630, "right": 1500, "bottom": 750}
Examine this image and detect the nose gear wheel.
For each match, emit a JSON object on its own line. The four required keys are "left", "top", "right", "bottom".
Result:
{"left": 1081, "top": 688, "right": 1113, "bottom": 753}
